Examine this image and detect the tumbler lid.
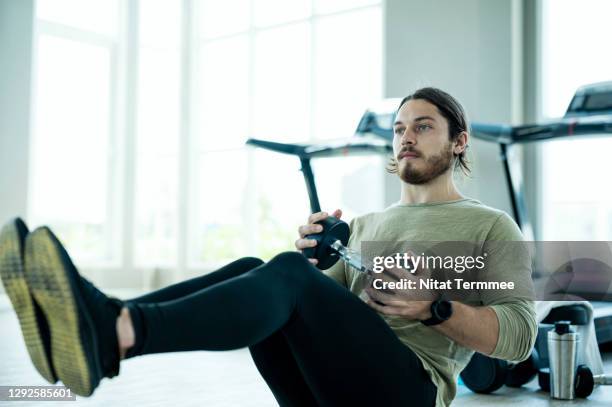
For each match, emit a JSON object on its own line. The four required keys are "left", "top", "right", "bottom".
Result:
{"left": 554, "top": 320, "right": 572, "bottom": 335}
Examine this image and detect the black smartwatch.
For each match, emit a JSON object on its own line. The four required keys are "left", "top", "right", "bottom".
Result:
{"left": 421, "top": 300, "right": 453, "bottom": 326}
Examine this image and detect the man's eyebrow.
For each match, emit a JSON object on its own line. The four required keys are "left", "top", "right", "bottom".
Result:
{"left": 413, "top": 116, "right": 436, "bottom": 122}
{"left": 394, "top": 116, "right": 436, "bottom": 126}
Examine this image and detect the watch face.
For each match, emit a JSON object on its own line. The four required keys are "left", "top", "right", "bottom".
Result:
{"left": 436, "top": 300, "right": 452, "bottom": 320}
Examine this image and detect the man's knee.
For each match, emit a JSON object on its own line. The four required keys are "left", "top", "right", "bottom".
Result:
{"left": 239, "top": 256, "right": 265, "bottom": 269}
{"left": 269, "top": 251, "right": 311, "bottom": 268}
{"left": 267, "top": 251, "right": 319, "bottom": 283}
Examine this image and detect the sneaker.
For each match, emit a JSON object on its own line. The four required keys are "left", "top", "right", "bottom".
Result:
{"left": 0, "top": 218, "right": 57, "bottom": 384}
{"left": 24, "top": 226, "right": 123, "bottom": 396}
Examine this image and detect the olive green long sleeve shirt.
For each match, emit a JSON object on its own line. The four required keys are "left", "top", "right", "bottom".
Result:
{"left": 324, "top": 198, "right": 538, "bottom": 407}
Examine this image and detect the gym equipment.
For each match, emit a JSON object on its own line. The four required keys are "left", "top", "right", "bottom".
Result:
{"left": 300, "top": 215, "right": 372, "bottom": 273}
{"left": 244, "top": 138, "right": 388, "bottom": 272}
{"left": 575, "top": 364, "right": 612, "bottom": 398}
{"left": 245, "top": 137, "right": 390, "bottom": 215}
{"left": 539, "top": 365, "right": 612, "bottom": 398}
{"left": 459, "top": 350, "right": 540, "bottom": 394}
{"left": 248, "top": 84, "right": 612, "bottom": 224}
{"left": 354, "top": 81, "right": 612, "bottom": 240}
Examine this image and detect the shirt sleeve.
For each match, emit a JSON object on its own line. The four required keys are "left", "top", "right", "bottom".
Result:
{"left": 489, "top": 300, "right": 538, "bottom": 362}
{"left": 481, "top": 213, "right": 538, "bottom": 362}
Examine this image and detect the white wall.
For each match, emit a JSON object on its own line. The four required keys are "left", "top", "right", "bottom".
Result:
{"left": 382, "top": 0, "right": 524, "bottom": 216}
{"left": 0, "top": 0, "right": 34, "bottom": 226}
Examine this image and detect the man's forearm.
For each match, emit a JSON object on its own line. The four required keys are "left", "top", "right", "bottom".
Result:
{"left": 431, "top": 302, "right": 499, "bottom": 355}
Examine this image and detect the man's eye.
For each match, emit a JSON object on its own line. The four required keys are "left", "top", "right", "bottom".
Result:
{"left": 394, "top": 127, "right": 404, "bottom": 135}
{"left": 416, "top": 124, "right": 431, "bottom": 132}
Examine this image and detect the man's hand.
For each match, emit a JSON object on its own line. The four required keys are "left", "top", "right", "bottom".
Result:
{"left": 364, "top": 252, "right": 438, "bottom": 320}
{"left": 364, "top": 255, "right": 501, "bottom": 355}
{"left": 295, "top": 209, "right": 342, "bottom": 266}
{"left": 366, "top": 296, "right": 432, "bottom": 321}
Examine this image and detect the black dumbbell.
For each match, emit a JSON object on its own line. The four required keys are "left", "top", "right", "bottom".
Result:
{"left": 540, "top": 365, "right": 612, "bottom": 397}
{"left": 302, "top": 216, "right": 367, "bottom": 271}
{"left": 460, "top": 350, "right": 540, "bottom": 393}
{"left": 302, "top": 216, "right": 349, "bottom": 269}
{"left": 575, "top": 365, "right": 596, "bottom": 398}
{"left": 538, "top": 367, "right": 551, "bottom": 392}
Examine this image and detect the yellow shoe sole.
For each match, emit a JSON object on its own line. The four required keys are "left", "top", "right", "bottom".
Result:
{"left": 0, "top": 219, "right": 57, "bottom": 384}
{"left": 25, "top": 227, "right": 103, "bottom": 397}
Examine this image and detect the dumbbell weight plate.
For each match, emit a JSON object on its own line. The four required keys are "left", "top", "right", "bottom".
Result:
{"left": 302, "top": 216, "right": 349, "bottom": 270}
{"left": 460, "top": 353, "right": 508, "bottom": 394}
{"left": 538, "top": 367, "right": 550, "bottom": 393}
{"left": 575, "top": 364, "right": 595, "bottom": 398}
{"left": 506, "top": 349, "right": 539, "bottom": 387}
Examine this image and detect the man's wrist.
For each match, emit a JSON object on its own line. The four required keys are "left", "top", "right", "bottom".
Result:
{"left": 421, "top": 300, "right": 453, "bottom": 326}
{"left": 418, "top": 301, "right": 433, "bottom": 321}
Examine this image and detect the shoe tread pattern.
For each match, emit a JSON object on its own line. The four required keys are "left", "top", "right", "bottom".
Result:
{"left": 0, "top": 219, "right": 56, "bottom": 384}
{"left": 25, "top": 227, "right": 102, "bottom": 397}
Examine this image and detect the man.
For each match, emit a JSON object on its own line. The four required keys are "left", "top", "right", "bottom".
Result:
{"left": 0, "top": 87, "right": 536, "bottom": 407}
{"left": 294, "top": 87, "right": 537, "bottom": 406}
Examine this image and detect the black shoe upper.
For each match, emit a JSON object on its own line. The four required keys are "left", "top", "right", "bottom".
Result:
{"left": 77, "top": 276, "right": 124, "bottom": 379}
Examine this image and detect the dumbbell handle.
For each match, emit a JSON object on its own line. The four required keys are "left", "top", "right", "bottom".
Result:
{"left": 593, "top": 374, "right": 612, "bottom": 385}
{"left": 330, "top": 240, "right": 372, "bottom": 274}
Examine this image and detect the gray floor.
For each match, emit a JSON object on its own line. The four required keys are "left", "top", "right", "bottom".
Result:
{"left": 1, "top": 294, "right": 612, "bottom": 406}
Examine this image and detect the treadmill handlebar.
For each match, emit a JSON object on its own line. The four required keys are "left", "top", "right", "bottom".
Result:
{"left": 354, "top": 108, "right": 612, "bottom": 145}
{"left": 245, "top": 138, "right": 306, "bottom": 156}
{"left": 246, "top": 136, "right": 392, "bottom": 159}
{"left": 248, "top": 115, "right": 612, "bottom": 154}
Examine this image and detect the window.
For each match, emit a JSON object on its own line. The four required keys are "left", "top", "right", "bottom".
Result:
{"left": 29, "top": 0, "right": 383, "bottom": 277}
{"left": 191, "top": 0, "right": 383, "bottom": 267}
{"left": 540, "top": 0, "right": 612, "bottom": 240}
{"left": 133, "top": 1, "right": 182, "bottom": 267}
{"left": 30, "top": 0, "right": 120, "bottom": 267}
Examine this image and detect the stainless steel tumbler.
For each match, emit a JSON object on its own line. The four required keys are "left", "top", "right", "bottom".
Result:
{"left": 548, "top": 321, "right": 580, "bottom": 399}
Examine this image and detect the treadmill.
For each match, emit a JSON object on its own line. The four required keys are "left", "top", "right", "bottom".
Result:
{"left": 247, "top": 82, "right": 612, "bottom": 344}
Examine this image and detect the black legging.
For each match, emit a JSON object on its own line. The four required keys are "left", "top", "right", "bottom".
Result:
{"left": 124, "top": 252, "right": 437, "bottom": 407}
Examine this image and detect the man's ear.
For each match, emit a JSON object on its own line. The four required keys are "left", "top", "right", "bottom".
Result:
{"left": 454, "top": 131, "right": 469, "bottom": 154}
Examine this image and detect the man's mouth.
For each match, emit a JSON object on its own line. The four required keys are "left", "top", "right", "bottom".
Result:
{"left": 399, "top": 151, "right": 419, "bottom": 159}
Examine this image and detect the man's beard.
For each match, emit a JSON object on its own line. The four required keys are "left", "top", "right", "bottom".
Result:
{"left": 399, "top": 143, "right": 453, "bottom": 185}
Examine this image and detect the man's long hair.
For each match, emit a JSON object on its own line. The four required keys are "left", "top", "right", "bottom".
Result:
{"left": 386, "top": 87, "right": 471, "bottom": 176}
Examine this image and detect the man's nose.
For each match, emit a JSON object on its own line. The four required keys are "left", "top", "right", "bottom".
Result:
{"left": 401, "top": 128, "right": 417, "bottom": 145}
